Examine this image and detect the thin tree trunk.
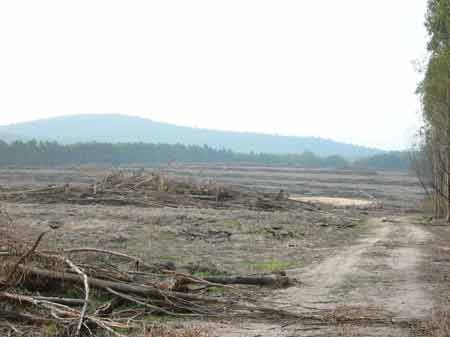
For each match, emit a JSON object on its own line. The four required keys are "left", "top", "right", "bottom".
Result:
{"left": 447, "top": 77, "right": 450, "bottom": 222}
{"left": 434, "top": 136, "right": 439, "bottom": 218}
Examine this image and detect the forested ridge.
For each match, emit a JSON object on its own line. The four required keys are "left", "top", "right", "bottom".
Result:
{"left": 0, "top": 140, "right": 409, "bottom": 171}
{"left": 0, "top": 114, "right": 382, "bottom": 159}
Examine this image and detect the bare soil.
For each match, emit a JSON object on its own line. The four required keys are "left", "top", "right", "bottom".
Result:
{"left": 289, "top": 196, "right": 377, "bottom": 208}
{"left": 209, "top": 216, "right": 437, "bottom": 336}
{"left": 0, "top": 166, "right": 448, "bottom": 337}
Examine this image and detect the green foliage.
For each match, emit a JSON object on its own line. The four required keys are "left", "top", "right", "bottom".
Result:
{"left": 425, "top": 0, "right": 450, "bottom": 53}
{"left": 420, "top": 0, "right": 450, "bottom": 125}
{"left": 0, "top": 140, "right": 411, "bottom": 171}
{"left": 0, "top": 140, "right": 352, "bottom": 168}
{"left": 418, "top": 51, "right": 450, "bottom": 129}
{"left": 206, "top": 286, "right": 226, "bottom": 295}
{"left": 193, "top": 270, "right": 231, "bottom": 278}
{"left": 240, "top": 260, "right": 297, "bottom": 272}
{"left": 415, "top": 0, "right": 450, "bottom": 218}
{"left": 40, "top": 323, "right": 61, "bottom": 336}
{"left": 353, "top": 151, "right": 411, "bottom": 171}
{"left": 157, "top": 231, "right": 178, "bottom": 241}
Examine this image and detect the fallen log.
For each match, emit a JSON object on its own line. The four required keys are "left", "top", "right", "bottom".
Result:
{"left": 203, "top": 274, "right": 292, "bottom": 287}
{"left": 163, "top": 270, "right": 293, "bottom": 290}
{"left": 12, "top": 264, "right": 303, "bottom": 318}
{"left": 0, "top": 292, "right": 84, "bottom": 307}
{"left": 13, "top": 264, "right": 219, "bottom": 303}
{"left": 0, "top": 310, "right": 55, "bottom": 323}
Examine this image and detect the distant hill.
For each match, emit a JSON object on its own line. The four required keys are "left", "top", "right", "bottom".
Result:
{"left": 0, "top": 131, "right": 28, "bottom": 142}
{"left": 0, "top": 114, "right": 383, "bottom": 159}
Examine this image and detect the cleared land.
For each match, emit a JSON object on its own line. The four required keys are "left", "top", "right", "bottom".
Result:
{"left": 1, "top": 165, "right": 448, "bottom": 337}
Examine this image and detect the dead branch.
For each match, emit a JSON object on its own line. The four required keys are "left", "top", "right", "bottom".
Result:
{"left": 0, "top": 310, "right": 55, "bottom": 324}
{"left": 105, "top": 287, "right": 184, "bottom": 317}
{"left": 0, "top": 171, "right": 312, "bottom": 212}
{"left": 203, "top": 274, "right": 293, "bottom": 287}
{"left": 0, "top": 291, "right": 130, "bottom": 335}
{"left": 32, "top": 296, "right": 85, "bottom": 306}
{"left": 12, "top": 264, "right": 219, "bottom": 303}
{"left": 11, "top": 264, "right": 304, "bottom": 318}
{"left": 6, "top": 229, "right": 50, "bottom": 285}
{"left": 64, "top": 257, "right": 90, "bottom": 336}
{"left": 161, "top": 270, "right": 237, "bottom": 291}
{"left": 63, "top": 247, "right": 174, "bottom": 272}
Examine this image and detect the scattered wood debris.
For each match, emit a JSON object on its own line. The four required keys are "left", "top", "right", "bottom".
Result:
{"left": 0, "top": 171, "right": 312, "bottom": 212}
{"left": 0, "top": 226, "right": 302, "bottom": 336}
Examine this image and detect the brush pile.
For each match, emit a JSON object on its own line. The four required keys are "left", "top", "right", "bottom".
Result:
{"left": 0, "top": 171, "right": 312, "bottom": 212}
{"left": 0, "top": 226, "right": 407, "bottom": 337}
{"left": 0, "top": 220, "right": 302, "bottom": 337}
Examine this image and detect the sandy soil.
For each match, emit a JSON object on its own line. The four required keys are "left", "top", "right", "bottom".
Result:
{"left": 211, "top": 216, "right": 436, "bottom": 337}
{"left": 290, "top": 196, "right": 376, "bottom": 208}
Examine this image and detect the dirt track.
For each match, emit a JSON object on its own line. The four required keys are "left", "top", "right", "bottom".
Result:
{"left": 0, "top": 167, "right": 439, "bottom": 337}
{"left": 213, "top": 216, "right": 435, "bottom": 337}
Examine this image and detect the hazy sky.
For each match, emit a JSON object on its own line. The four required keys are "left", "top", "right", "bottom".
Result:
{"left": 0, "top": 1, "right": 428, "bottom": 150}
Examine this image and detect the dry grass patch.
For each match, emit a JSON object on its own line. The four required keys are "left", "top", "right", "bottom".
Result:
{"left": 322, "top": 305, "right": 391, "bottom": 325}
{"left": 415, "top": 309, "right": 450, "bottom": 337}
{"left": 142, "top": 325, "right": 210, "bottom": 337}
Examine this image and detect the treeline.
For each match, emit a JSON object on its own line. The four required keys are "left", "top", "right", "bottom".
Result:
{"left": 415, "top": 0, "right": 450, "bottom": 219}
{"left": 0, "top": 140, "right": 410, "bottom": 171}
{"left": 353, "top": 151, "right": 411, "bottom": 171}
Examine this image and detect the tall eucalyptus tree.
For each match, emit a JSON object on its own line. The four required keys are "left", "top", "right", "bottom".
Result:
{"left": 418, "top": 0, "right": 450, "bottom": 218}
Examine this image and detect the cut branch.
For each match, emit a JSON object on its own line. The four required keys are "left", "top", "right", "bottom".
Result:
{"left": 64, "top": 257, "right": 90, "bottom": 337}
{"left": 6, "top": 229, "right": 50, "bottom": 285}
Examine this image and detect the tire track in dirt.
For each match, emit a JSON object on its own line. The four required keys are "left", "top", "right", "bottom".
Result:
{"left": 350, "top": 220, "right": 433, "bottom": 321}
{"left": 211, "top": 217, "right": 435, "bottom": 337}
{"left": 276, "top": 218, "right": 392, "bottom": 311}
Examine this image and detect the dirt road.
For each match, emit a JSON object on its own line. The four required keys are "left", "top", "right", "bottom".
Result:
{"left": 213, "top": 216, "right": 436, "bottom": 337}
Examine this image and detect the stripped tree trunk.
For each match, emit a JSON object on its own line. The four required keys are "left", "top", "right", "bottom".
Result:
{"left": 447, "top": 82, "right": 450, "bottom": 222}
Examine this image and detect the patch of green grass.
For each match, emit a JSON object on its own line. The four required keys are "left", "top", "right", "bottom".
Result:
{"left": 206, "top": 286, "right": 226, "bottom": 295}
{"left": 92, "top": 290, "right": 113, "bottom": 302}
{"left": 412, "top": 215, "right": 433, "bottom": 226}
{"left": 193, "top": 270, "right": 231, "bottom": 278}
{"left": 109, "top": 240, "right": 128, "bottom": 249}
{"left": 240, "top": 260, "right": 299, "bottom": 272}
{"left": 352, "top": 218, "right": 369, "bottom": 231}
{"left": 63, "top": 287, "right": 82, "bottom": 299}
{"left": 113, "top": 327, "right": 133, "bottom": 335}
{"left": 158, "top": 230, "right": 178, "bottom": 241}
{"left": 40, "top": 323, "right": 61, "bottom": 336}
{"left": 159, "top": 255, "right": 179, "bottom": 261}
{"left": 222, "top": 219, "right": 243, "bottom": 230}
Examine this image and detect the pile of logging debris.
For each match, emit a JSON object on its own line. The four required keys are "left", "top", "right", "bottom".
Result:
{"left": 0, "top": 228, "right": 407, "bottom": 336}
{"left": 0, "top": 226, "right": 303, "bottom": 337}
{"left": 0, "top": 171, "right": 315, "bottom": 212}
